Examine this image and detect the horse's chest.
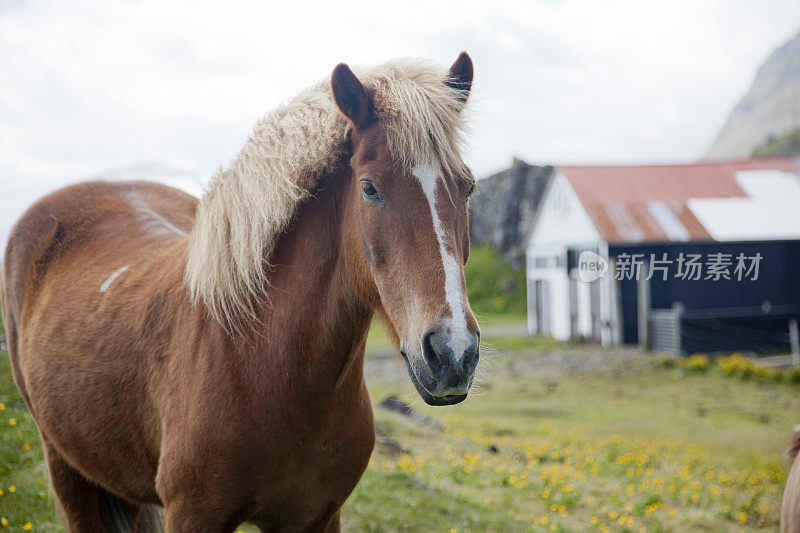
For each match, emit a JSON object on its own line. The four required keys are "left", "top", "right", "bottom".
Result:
{"left": 247, "top": 401, "right": 375, "bottom": 528}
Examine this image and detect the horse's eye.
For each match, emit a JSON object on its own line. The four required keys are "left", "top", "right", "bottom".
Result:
{"left": 467, "top": 182, "right": 475, "bottom": 198}
{"left": 360, "top": 180, "right": 381, "bottom": 201}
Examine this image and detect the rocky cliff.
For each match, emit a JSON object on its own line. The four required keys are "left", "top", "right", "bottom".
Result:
{"left": 704, "top": 30, "right": 800, "bottom": 159}
{"left": 469, "top": 159, "right": 553, "bottom": 268}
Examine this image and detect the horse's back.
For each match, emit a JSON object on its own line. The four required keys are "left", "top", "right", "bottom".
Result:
{"left": 3, "top": 179, "right": 195, "bottom": 320}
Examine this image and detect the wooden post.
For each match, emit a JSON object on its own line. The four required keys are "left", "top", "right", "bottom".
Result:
{"left": 790, "top": 317, "right": 799, "bottom": 367}
{"left": 673, "top": 302, "right": 684, "bottom": 356}
{"left": 526, "top": 276, "right": 537, "bottom": 336}
{"left": 637, "top": 260, "right": 650, "bottom": 349}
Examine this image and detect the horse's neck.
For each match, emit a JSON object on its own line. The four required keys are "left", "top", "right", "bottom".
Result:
{"left": 250, "top": 168, "right": 373, "bottom": 392}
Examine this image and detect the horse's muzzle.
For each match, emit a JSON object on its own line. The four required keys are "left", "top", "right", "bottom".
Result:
{"left": 401, "top": 326, "right": 479, "bottom": 406}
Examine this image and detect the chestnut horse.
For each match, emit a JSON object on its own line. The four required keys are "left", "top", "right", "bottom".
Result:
{"left": 1, "top": 54, "right": 480, "bottom": 532}
{"left": 782, "top": 431, "right": 800, "bottom": 531}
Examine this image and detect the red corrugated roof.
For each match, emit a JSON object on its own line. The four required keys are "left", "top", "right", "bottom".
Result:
{"left": 559, "top": 157, "right": 800, "bottom": 243}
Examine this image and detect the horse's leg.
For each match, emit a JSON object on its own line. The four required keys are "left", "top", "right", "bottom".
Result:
{"left": 308, "top": 507, "right": 340, "bottom": 533}
{"left": 162, "top": 498, "right": 237, "bottom": 533}
{"left": 253, "top": 509, "right": 341, "bottom": 533}
{"left": 43, "top": 441, "right": 106, "bottom": 533}
{"left": 44, "top": 440, "right": 149, "bottom": 532}
{"left": 320, "top": 510, "right": 341, "bottom": 533}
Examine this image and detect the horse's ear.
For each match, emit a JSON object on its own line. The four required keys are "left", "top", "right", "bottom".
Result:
{"left": 331, "top": 63, "right": 374, "bottom": 130}
{"left": 446, "top": 51, "right": 473, "bottom": 105}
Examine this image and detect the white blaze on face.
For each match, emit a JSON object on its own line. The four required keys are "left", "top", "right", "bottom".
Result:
{"left": 412, "top": 162, "right": 471, "bottom": 358}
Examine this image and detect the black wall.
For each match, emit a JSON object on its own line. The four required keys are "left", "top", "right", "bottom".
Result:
{"left": 611, "top": 240, "right": 800, "bottom": 354}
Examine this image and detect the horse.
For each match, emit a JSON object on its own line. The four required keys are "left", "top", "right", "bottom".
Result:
{"left": 781, "top": 430, "right": 800, "bottom": 531}
{"left": 0, "top": 53, "right": 480, "bottom": 532}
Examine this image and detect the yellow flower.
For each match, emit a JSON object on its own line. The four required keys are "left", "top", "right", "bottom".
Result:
{"left": 22, "top": 523, "right": 32, "bottom": 531}
{"left": 8, "top": 486, "right": 15, "bottom": 493}
{"left": 0, "top": 488, "right": 3, "bottom": 496}
{"left": 449, "top": 529, "right": 458, "bottom": 533}
{"left": 8, "top": 419, "right": 17, "bottom": 427}
{"left": 0, "top": 403, "right": 5, "bottom": 410}
{"left": 22, "top": 444, "right": 31, "bottom": 452}
{"left": 0, "top": 517, "right": 7, "bottom": 526}
{"left": 735, "top": 512, "right": 747, "bottom": 524}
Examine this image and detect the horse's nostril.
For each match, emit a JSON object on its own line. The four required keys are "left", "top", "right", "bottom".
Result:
{"left": 422, "top": 329, "right": 444, "bottom": 373}
{"left": 460, "top": 333, "right": 480, "bottom": 371}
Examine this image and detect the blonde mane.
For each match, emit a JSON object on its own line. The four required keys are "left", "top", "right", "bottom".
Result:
{"left": 185, "top": 58, "right": 471, "bottom": 326}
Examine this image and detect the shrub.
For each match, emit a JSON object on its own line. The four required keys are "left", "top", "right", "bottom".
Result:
{"left": 682, "top": 354, "right": 710, "bottom": 373}
{"left": 465, "top": 245, "right": 526, "bottom": 316}
{"left": 787, "top": 367, "right": 800, "bottom": 384}
{"left": 717, "top": 354, "right": 756, "bottom": 378}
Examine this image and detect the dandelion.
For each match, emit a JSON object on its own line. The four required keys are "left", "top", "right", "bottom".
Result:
{"left": 22, "top": 523, "right": 32, "bottom": 531}
{"left": 8, "top": 419, "right": 17, "bottom": 427}
{"left": 0, "top": 403, "right": 4, "bottom": 410}
{"left": 735, "top": 512, "right": 747, "bottom": 524}
{"left": 8, "top": 486, "right": 15, "bottom": 493}
{"left": 0, "top": 517, "right": 7, "bottom": 527}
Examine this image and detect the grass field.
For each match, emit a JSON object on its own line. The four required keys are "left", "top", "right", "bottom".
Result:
{"left": 1, "top": 335, "right": 798, "bottom": 531}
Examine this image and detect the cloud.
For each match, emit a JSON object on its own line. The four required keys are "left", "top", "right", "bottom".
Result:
{"left": 0, "top": 0, "right": 799, "bottom": 248}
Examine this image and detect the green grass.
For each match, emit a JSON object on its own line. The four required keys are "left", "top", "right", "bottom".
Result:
{"left": 0, "top": 349, "right": 60, "bottom": 531}
{"left": 1, "top": 345, "right": 796, "bottom": 531}
{"left": 350, "top": 362, "right": 795, "bottom": 531}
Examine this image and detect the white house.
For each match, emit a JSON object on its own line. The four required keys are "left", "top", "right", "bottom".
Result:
{"left": 525, "top": 157, "right": 800, "bottom": 353}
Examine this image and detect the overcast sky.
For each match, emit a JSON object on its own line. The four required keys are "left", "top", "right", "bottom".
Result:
{"left": 1, "top": 0, "right": 799, "bottom": 248}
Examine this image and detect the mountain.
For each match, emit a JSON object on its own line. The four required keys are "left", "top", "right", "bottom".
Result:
{"left": 704, "top": 30, "right": 800, "bottom": 160}
{"left": 753, "top": 126, "right": 800, "bottom": 156}
{"left": 469, "top": 159, "right": 553, "bottom": 268}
